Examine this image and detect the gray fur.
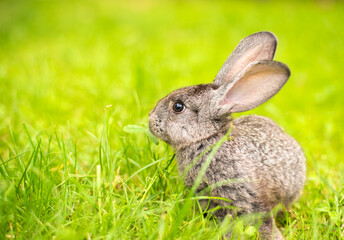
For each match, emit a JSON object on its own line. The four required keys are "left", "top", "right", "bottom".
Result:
{"left": 149, "top": 32, "right": 306, "bottom": 239}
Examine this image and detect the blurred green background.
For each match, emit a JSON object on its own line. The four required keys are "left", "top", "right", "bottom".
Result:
{"left": 0, "top": 0, "right": 343, "bottom": 239}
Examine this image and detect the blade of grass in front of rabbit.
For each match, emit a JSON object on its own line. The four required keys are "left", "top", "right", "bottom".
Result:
{"left": 181, "top": 122, "right": 234, "bottom": 181}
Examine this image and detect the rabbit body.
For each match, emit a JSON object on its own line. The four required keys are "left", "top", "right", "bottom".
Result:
{"left": 149, "top": 32, "right": 306, "bottom": 239}
{"left": 176, "top": 115, "right": 305, "bottom": 220}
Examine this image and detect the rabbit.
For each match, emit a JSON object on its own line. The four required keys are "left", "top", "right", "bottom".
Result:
{"left": 149, "top": 31, "right": 306, "bottom": 240}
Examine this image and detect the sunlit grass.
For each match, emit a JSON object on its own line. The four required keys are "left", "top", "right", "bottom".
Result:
{"left": 0, "top": 0, "right": 343, "bottom": 239}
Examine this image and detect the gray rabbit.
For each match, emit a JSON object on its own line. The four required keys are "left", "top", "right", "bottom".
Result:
{"left": 149, "top": 32, "right": 306, "bottom": 239}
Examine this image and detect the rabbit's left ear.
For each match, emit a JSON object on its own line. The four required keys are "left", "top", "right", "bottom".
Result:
{"left": 213, "top": 31, "right": 277, "bottom": 87}
{"left": 212, "top": 61, "right": 290, "bottom": 117}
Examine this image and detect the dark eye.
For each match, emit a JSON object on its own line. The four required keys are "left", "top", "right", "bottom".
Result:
{"left": 172, "top": 101, "right": 185, "bottom": 113}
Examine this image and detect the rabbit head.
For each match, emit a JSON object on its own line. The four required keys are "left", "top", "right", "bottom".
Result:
{"left": 149, "top": 32, "right": 290, "bottom": 148}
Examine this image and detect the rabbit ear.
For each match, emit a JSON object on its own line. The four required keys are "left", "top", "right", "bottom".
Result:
{"left": 213, "top": 61, "right": 290, "bottom": 116}
{"left": 213, "top": 31, "right": 277, "bottom": 87}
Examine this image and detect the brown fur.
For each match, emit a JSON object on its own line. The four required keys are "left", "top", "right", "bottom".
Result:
{"left": 149, "top": 32, "right": 306, "bottom": 239}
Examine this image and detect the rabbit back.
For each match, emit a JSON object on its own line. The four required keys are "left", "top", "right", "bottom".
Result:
{"left": 230, "top": 115, "right": 305, "bottom": 207}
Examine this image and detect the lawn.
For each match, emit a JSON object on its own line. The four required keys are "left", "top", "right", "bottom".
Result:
{"left": 0, "top": 0, "right": 343, "bottom": 239}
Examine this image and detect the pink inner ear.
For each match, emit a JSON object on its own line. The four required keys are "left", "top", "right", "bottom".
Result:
{"left": 225, "top": 44, "right": 274, "bottom": 82}
{"left": 224, "top": 72, "right": 269, "bottom": 104}
{"left": 220, "top": 63, "right": 288, "bottom": 113}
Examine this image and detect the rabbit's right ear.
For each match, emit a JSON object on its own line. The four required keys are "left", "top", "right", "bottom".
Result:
{"left": 211, "top": 60, "right": 290, "bottom": 117}
{"left": 213, "top": 31, "right": 277, "bottom": 87}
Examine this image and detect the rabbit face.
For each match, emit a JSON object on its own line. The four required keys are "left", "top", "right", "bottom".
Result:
{"left": 149, "top": 84, "right": 230, "bottom": 148}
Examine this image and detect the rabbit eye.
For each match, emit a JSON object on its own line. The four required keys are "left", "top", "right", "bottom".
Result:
{"left": 172, "top": 101, "right": 185, "bottom": 113}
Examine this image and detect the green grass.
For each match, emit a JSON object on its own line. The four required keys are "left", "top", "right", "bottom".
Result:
{"left": 1, "top": 0, "right": 344, "bottom": 239}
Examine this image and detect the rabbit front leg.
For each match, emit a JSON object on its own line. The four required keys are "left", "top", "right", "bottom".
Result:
{"left": 223, "top": 214, "right": 284, "bottom": 240}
